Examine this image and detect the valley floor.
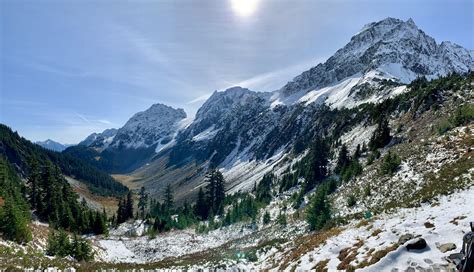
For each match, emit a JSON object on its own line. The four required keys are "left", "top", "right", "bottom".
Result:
{"left": 85, "top": 185, "right": 472, "bottom": 271}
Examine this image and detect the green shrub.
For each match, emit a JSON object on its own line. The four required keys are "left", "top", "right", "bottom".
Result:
{"left": 363, "top": 185, "right": 372, "bottom": 197}
{"left": 452, "top": 104, "right": 474, "bottom": 126}
{"left": 347, "top": 194, "right": 357, "bottom": 207}
{"left": 262, "top": 211, "right": 271, "bottom": 225}
{"left": 436, "top": 119, "right": 453, "bottom": 135}
{"left": 46, "top": 230, "right": 71, "bottom": 257}
{"left": 367, "top": 150, "right": 380, "bottom": 165}
{"left": 277, "top": 212, "right": 287, "bottom": 227}
{"left": 380, "top": 152, "right": 401, "bottom": 175}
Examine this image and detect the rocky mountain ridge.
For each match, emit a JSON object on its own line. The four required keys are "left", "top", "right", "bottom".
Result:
{"left": 76, "top": 18, "right": 473, "bottom": 200}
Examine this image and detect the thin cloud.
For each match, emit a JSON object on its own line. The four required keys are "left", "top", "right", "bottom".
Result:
{"left": 229, "top": 58, "right": 325, "bottom": 91}
{"left": 28, "top": 61, "right": 89, "bottom": 77}
{"left": 186, "top": 58, "right": 325, "bottom": 105}
{"left": 187, "top": 93, "right": 213, "bottom": 104}
{"left": 113, "top": 24, "right": 168, "bottom": 64}
{"left": 74, "top": 112, "right": 114, "bottom": 126}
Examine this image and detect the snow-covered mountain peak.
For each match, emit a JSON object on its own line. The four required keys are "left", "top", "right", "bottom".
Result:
{"left": 110, "top": 103, "right": 187, "bottom": 149}
{"left": 36, "top": 139, "right": 73, "bottom": 152}
{"left": 195, "top": 86, "right": 266, "bottom": 124}
{"left": 279, "top": 17, "right": 473, "bottom": 100}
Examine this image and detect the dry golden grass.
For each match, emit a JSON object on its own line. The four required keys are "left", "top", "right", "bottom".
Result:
{"left": 66, "top": 176, "right": 118, "bottom": 215}
{"left": 336, "top": 239, "right": 364, "bottom": 270}
{"left": 279, "top": 227, "right": 342, "bottom": 270}
{"left": 450, "top": 215, "right": 467, "bottom": 226}
{"left": 357, "top": 243, "right": 399, "bottom": 269}
{"left": 112, "top": 174, "right": 144, "bottom": 190}
{"left": 313, "top": 259, "right": 329, "bottom": 271}
{"left": 371, "top": 229, "right": 383, "bottom": 237}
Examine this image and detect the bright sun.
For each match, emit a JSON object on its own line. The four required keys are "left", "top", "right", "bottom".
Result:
{"left": 230, "top": 0, "right": 260, "bottom": 17}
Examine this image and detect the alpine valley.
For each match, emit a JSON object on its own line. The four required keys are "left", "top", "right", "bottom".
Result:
{"left": 1, "top": 17, "right": 473, "bottom": 271}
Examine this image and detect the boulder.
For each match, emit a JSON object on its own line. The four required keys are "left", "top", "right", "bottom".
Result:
{"left": 398, "top": 234, "right": 415, "bottom": 245}
{"left": 406, "top": 238, "right": 427, "bottom": 251}
{"left": 437, "top": 243, "right": 456, "bottom": 253}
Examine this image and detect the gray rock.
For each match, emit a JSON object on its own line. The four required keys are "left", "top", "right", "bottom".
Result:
{"left": 437, "top": 243, "right": 456, "bottom": 253}
{"left": 399, "top": 234, "right": 415, "bottom": 245}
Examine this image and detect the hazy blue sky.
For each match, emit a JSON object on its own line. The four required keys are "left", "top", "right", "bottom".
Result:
{"left": 1, "top": 0, "right": 472, "bottom": 143}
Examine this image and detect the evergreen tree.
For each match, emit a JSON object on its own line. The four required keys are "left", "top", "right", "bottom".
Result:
{"left": 125, "top": 191, "right": 134, "bottom": 220}
{"left": 164, "top": 184, "right": 174, "bottom": 214}
{"left": 194, "top": 187, "right": 208, "bottom": 220}
{"left": 117, "top": 198, "right": 126, "bottom": 224}
{"left": 1, "top": 198, "right": 31, "bottom": 244}
{"left": 303, "top": 137, "right": 329, "bottom": 192}
{"left": 380, "top": 151, "right": 402, "bottom": 175}
{"left": 277, "top": 212, "right": 287, "bottom": 227}
{"left": 71, "top": 234, "right": 93, "bottom": 261}
{"left": 263, "top": 211, "right": 271, "bottom": 225}
{"left": 27, "top": 158, "right": 41, "bottom": 210}
{"left": 335, "top": 144, "right": 350, "bottom": 175}
{"left": 138, "top": 186, "right": 148, "bottom": 218}
{"left": 369, "top": 117, "right": 391, "bottom": 150}
{"left": 46, "top": 229, "right": 71, "bottom": 257}
{"left": 256, "top": 173, "right": 273, "bottom": 204}
{"left": 205, "top": 169, "right": 226, "bottom": 216}
{"left": 306, "top": 180, "right": 337, "bottom": 231}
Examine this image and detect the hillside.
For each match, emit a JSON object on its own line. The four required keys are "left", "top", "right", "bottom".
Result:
{"left": 0, "top": 125, "right": 128, "bottom": 196}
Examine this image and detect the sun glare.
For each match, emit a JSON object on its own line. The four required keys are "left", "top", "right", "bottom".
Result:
{"left": 230, "top": 0, "right": 260, "bottom": 17}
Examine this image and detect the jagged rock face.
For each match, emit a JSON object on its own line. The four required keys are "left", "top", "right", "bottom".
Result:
{"left": 280, "top": 18, "right": 473, "bottom": 96}
{"left": 169, "top": 87, "right": 276, "bottom": 166}
{"left": 79, "top": 128, "right": 118, "bottom": 151}
{"left": 110, "top": 103, "right": 186, "bottom": 150}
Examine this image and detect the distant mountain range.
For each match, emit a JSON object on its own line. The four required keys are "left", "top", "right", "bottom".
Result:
{"left": 35, "top": 139, "right": 74, "bottom": 152}
{"left": 70, "top": 17, "right": 473, "bottom": 201}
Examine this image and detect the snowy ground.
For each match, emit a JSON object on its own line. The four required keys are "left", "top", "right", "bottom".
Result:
{"left": 94, "top": 221, "right": 256, "bottom": 264}
{"left": 284, "top": 186, "right": 473, "bottom": 271}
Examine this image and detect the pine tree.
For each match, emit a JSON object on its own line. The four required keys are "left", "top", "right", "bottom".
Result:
{"left": 303, "top": 136, "right": 329, "bottom": 192}
{"left": 256, "top": 173, "right": 273, "bottom": 204}
{"left": 263, "top": 211, "right": 271, "bottom": 225}
{"left": 205, "top": 169, "right": 226, "bottom": 216}
{"left": 1, "top": 197, "right": 31, "bottom": 244}
{"left": 306, "top": 180, "right": 337, "bottom": 231}
{"left": 335, "top": 144, "right": 350, "bottom": 175}
{"left": 194, "top": 187, "right": 208, "bottom": 220}
{"left": 164, "top": 184, "right": 174, "bottom": 214}
{"left": 27, "top": 158, "right": 41, "bottom": 210}
{"left": 125, "top": 191, "right": 134, "bottom": 220}
{"left": 369, "top": 117, "right": 391, "bottom": 150}
{"left": 117, "top": 198, "right": 126, "bottom": 224}
{"left": 277, "top": 212, "right": 287, "bottom": 227}
{"left": 138, "top": 186, "right": 148, "bottom": 218}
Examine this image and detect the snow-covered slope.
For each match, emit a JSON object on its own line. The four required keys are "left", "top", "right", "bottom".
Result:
{"left": 36, "top": 139, "right": 73, "bottom": 152}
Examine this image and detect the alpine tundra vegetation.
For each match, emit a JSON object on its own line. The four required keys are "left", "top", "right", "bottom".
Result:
{"left": 1, "top": 1, "right": 474, "bottom": 271}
